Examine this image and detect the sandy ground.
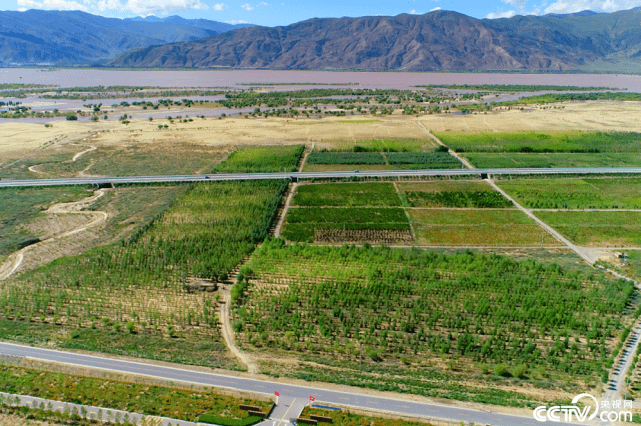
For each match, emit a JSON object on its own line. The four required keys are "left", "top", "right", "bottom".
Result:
{"left": 422, "top": 100, "right": 641, "bottom": 133}
{"left": 3, "top": 101, "right": 641, "bottom": 171}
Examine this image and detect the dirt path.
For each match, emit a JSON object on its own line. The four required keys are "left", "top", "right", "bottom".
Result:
{"left": 274, "top": 183, "right": 297, "bottom": 238}
{"left": 0, "top": 189, "right": 109, "bottom": 281}
{"left": 417, "top": 122, "right": 474, "bottom": 169}
{"left": 219, "top": 285, "right": 259, "bottom": 374}
{"left": 27, "top": 164, "right": 44, "bottom": 174}
{"left": 27, "top": 145, "right": 97, "bottom": 177}
{"left": 71, "top": 145, "right": 96, "bottom": 162}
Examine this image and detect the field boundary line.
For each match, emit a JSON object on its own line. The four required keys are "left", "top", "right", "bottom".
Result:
{"left": 416, "top": 122, "right": 474, "bottom": 169}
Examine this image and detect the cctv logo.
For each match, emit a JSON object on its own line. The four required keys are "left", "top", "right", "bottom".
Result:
{"left": 533, "top": 393, "right": 632, "bottom": 423}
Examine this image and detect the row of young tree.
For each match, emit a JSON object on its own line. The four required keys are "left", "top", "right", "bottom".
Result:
{"left": 235, "top": 239, "right": 635, "bottom": 378}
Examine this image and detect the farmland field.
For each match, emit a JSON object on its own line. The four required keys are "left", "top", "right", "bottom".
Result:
{"left": 535, "top": 211, "right": 641, "bottom": 246}
{"left": 291, "top": 183, "right": 402, "bottom": 207}
{"left": 0, "top": 179, "right": 288, "bottom": 369}
{"left": 282, "top": 207, "right": 411, "bottom": 243}
{"left": 302, "top": 163, "right": 392, "bottom": 172}
{"left": 385, "top": 152, "right": 462, "bottom": 169}
{"left": 396, "top": 180, "right": 512, "bottom": 208}
{"left": 462, "top": 152, "right": 641, "bottom": 169}
{"left": 434, "top": 131, "right": 641, "bottom": 153}
{"left": 214, "top": 145, "right": 304, "bottom": 173}
{"left": 306, "top": 152, "right": 386, "bottom": 165}
{"left": 409, "top": 210, "right": 559, "bottom": 246}
{"left": 235, "top": 239, "right": 635, "bottom": 406}
{"left": 498, "top": 178, "right": 641, "bottom": 209}
{"left": 303, "top": 138, "right": 458, "bottom": 171}
{"left": 317, "top": 138, "right": 434, "bottom": 152}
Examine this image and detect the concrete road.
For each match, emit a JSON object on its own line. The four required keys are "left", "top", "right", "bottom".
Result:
{"left": 0, "top": 342, "right": 582, "bottom": 426}
{"left": 1, "top": 167, "right": 641, "bottom": 187}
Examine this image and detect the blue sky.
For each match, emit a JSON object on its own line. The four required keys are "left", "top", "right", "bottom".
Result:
{"left": 6, "top": 0, "right": 641, "bottom": 25}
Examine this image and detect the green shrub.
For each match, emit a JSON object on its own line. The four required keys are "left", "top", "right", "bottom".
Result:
{"left": 199, "top": 415, "right": 262, "bottom": 426}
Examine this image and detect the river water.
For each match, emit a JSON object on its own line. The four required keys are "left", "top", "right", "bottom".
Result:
{"left": 1, "top": 68, "right": 641, "bottom": 91}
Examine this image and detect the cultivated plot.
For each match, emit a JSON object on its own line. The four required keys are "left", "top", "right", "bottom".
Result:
{"left": 236, "top": 239, "right": 635, "bottom": 407}
{"left": 291, "top": 182, "right": 402, "bottom": 207}
{"left": 498, "top": 178, "right": 641, "bottom": 209}
{"left": 463, "top": 152, "right": 641, "bottom": 169}
{"left": 214, "top": 144, "right": 304, "bottom": 173}
{"left": 434, "top": 131, "right": 641, "bottom": 169}
{"left": 409, "top": 209, "right": 560, "bottom": 246}
{"left": 396, "top": 180, "right": 513, "bottom": 208}
{"left": 282, "top": 207, "right": 411, "bottom": 244}
{"left": 0, "top": 179, "right": 287, "bottom": 369}
{"left": 302, "top": 138, "right": 460, "bottom": 171}
{"left": 434, "top": 131, "right": 641, "bottom": 153}
{"left": 535, "top": 211, "right": 641, "bottom": 247}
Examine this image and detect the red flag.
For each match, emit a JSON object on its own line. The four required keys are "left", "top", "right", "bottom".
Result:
{"left": 310, "top": 396, "right": 315, "bottom": 401}
{"left": 275, "top": 391, "right": 280, "bottom": 397}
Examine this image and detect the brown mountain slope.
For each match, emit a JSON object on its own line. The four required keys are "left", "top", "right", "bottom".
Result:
{"left": 111, "top": 10, "right": 640, "bottom": 71}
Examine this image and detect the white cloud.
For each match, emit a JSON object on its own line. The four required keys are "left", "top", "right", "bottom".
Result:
{"left": 430, "top": 6, "right": 442, "bottom": 11}
{"left": 96, "top": 0, "right": 121, "bottom": 11}
{"left": 485, "top": 9, "right": 518, "bottom": 18}
{"left": 409, "top": 9, "right": 418, "bottom": 14}
{"left": 213, "top": 2, "right": 225, "bottom": 10}
{"left": 122, "top": 0, "right": 208, "bottom": 16}
{"left": 258, "top": 1, "right": 268, "bottom": 5}
{"left": 21, "top": 0, "right": 212, "bottom": 15}
{"left": 226, "top": 19, "right": 249, "bottom": 24}
{"left": 542, "top": 0, "right": 624, "bottom": 13}
{"left": 241, "top": 3, "right": 253, "bottom": 10}
{"left": 17, "top": 0, "right": 89, "bottom": 11}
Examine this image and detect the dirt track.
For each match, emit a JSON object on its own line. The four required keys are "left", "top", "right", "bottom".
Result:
{"left": 0, "top": 189, "right": 109, "bottom": 281}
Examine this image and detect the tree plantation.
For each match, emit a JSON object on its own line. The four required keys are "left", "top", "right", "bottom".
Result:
{"left": 0, "top": 180, "right": 288, "bottom": 368}
{"left": 233, "top": 239, "right": 637, "bottom": 404}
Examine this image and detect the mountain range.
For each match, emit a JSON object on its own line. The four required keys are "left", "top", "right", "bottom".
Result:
{"left": 112, "top": 8, "right": 641, "bottom": 72}
{"left": 0, "top": 10, "right": 251, "bottom": 66}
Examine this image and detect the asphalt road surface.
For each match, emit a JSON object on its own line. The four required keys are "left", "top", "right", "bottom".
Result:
{"left": 0, "top": 342, "right": 583, "bottom": 426}
{"left": 1, "top": 167, "right": 641, "bottom": 187}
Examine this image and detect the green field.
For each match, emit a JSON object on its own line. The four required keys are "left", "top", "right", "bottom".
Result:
{"left": 0, "top": 186, "right": 93, "bottom": 256}
{"left": 434, "top": 131, "right": 641, "bottom": 153}
{"left": 410, "top": 209, "right": 559, "bottom": 246}
{"left": 385, "top": 152, "right": 461, "bottom": 169}
{"left": 304, "top": 150, "right": 460, "bottom": 171}
{"left": 0, "top": 364, "right": 271, "bottom": 425}
{"left": 535, "top": 211, "right": 641, "bottom": 246}
{"left": 498, "top": 178, "right": 641, "bottom": 209}
{"left": 0, "top": 179, "right": 287, "bottom": 369}
{"left": 306, "top": 152, "right": 386, "bottom": 165}
{"left": 214, "top": 145, "right": 304, "bottom": 173}
{"left": 291, "top": 183, "right": 402, "bottom": 207}
{"left": 462, "top": 152, "right": 641, "bottom": 168}
{"left": 282, "top": 207, "right": 410, "bottom": 243}
{"left": 397, "top": 181, "right": 512, "bottom": 208}
{"left": 320, "top": 138, "right": 434, "bottom": 152}
{"left": 234, "top": 239, "right": 635, "bottom": 407}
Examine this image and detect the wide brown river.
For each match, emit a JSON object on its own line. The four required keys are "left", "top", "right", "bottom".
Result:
{"left": 2, "top": 68, "right": 641, "bottom": 91}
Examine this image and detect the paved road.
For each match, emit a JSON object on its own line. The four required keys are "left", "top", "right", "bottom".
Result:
{"left": 1, "top": 167, "right": 641, "bottom": 187}
{"left": 0, "top": 342, "right": 582, "bottom": 426}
